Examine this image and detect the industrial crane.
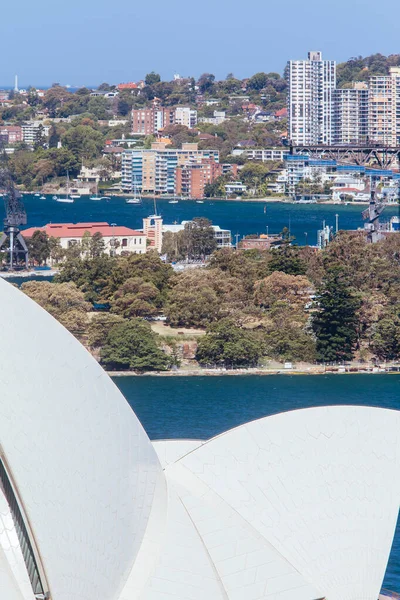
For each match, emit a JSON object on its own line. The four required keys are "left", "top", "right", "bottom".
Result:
{"left": 0, "top": 167, "right": 29, "bottom": 270}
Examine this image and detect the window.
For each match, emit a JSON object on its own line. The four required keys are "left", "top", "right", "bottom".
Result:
{"left": 0, "top": 458, "right": 47, "bottom": 597}
{"left": 122, "top": 238, "right": 128, "bottom": 247}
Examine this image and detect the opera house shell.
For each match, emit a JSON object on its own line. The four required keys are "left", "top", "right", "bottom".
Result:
{"left": 1, "top": 276, "right": 399, "bottom": 600}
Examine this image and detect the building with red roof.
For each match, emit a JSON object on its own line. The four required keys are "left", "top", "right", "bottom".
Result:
{"left": 22, "top": 222, "right": 147, "bottom": 257}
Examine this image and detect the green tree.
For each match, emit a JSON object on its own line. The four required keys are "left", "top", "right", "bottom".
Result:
{"left": 87, "top": 313, "right": 125, "bottom": 348}
{"left": 312, "top": 267, "right": 361, "bottom": 363}
{"left": 101, "top": 319, "right": 170, "bottom": 371}
{"left": 145, "top": 72, "right": 161, "bottom": 85}
{"left": 196, "top": 319, "right": 261, "bottom": 367}
{"left": 247, "top": 72, "right": 268, "bottom": 91}
{"left": 62, "top": 125, "right": 104, "bottom": 161}
{"left": 371, "top": 312, "right": 400, "bottom": 361}
{"left": 110, "top": 277, "right": 159, "bottom": 318}
{"left": 48, "top": 236, "right": 65, "bottom": 264}
{"left": 183, "top": 218, "right": 217, "bottom": 260}
{"left": 90, "top": 232, "right": 105, "bottom": 258}
{"left": 21, "top": 281, "right": 90, "bottom": 334}
{"left": 198, "top": 73, "right": 215, "bottom": 94}
{"left": 26, "top": 230, "right": 50, "bottom": 265}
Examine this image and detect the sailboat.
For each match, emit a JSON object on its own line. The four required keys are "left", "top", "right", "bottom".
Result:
{"left": 126, "top": 176, "right": 142, "bottom": 204}
{"left": 57, "top": 172, "right": 74, "bottom": 203}
{"left": 90, "top": 181, "right": 102, "bottom": 201}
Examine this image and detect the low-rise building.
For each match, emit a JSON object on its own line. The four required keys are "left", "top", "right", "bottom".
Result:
{"left": 0, "top": 125, "right": 23, "bottom": 144}
{"left": 22, "top": 222, "right": 147, "bottom": 256}
{"left": 21, "top": 121, "right": 50, "bottom": 145}
{"left": 225, "top": 181, "right": 247, "bottom": 195}
{"left": 198, "top": 111, "right": 227, "bottom": 125}
{"left": 142, "top": 216, "right": 231, "bottom": 252}
{"left": 174, "top": 106, "right": 198, "bottom": 128}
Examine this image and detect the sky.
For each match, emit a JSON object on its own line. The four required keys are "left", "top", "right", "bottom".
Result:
{"left": 2, "top": 0, "right": 399, "bottom": 87}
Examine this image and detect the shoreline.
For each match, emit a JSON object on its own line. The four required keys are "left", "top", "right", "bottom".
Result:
{"left": 109, "top": 366, "right": 399, "bottom": 377}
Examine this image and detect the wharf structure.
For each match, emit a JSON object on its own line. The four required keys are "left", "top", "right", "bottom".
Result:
{"left": 1, "top": 277, "right": 400, "bottom": 600}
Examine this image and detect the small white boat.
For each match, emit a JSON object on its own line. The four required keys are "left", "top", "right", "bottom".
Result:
{"left": 57, "top": 198, "right": 74, "bottom": 204}
{"left": 196, "top": 200, "right": 204, "bottom": 204}
{"left": 40, "top": 195, "right": 46, "bottom": 200}
{"left": 52, "top": 195, "right": 58, "bottom": 200}
{"left": 169, "top": 200, "right": 179, "bottom": 204}
{"left": 34, "top": 193, "right": 40, "bottom": 197}
{"left": 126, "top": 198, "right": 141, "bottom": 204}
{"left": 126, "top": 176, "right": 142, "bottom": 204}
{"left": 70, "top": 194, "right": 81, "bottom": 199}
{"left": 90, "top": 196, "right": 102, "bottom": 201}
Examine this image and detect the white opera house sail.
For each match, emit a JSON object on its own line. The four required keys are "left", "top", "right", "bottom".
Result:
{"left": 0, "top": 276, "right": 400, "bottom": 600}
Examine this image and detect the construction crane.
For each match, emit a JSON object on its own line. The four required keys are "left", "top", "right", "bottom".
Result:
{"left": 0, "top": 168, "right": 29, "bottom": 270}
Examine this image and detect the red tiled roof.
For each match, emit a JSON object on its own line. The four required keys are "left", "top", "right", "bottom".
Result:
{"left": 22, "top": 222, "right": 145, "bottom": 238}
{"left": 275, "top": 108, "right": 288, "bottom": 118}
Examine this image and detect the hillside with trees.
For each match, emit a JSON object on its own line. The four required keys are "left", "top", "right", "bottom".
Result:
{"left": 16, "top": 230, "right": 400, "bottom": 372}
{"left": 337, "top": 53, "right": 400, "bottom": 87}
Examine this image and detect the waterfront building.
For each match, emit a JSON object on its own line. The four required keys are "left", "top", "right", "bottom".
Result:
{"left": 142, "top": 216, "right": 231, "bottom": 252}
{"left": 369, "top": 67, "right": 400, "bottom": 146}
{"left": 122, "top": 143, "right": 219, "bottom": 194}
{"left": 225, "top": 181, "right": 247, "bottom": 195}
{"left": 175, "top": 157, "right": 226, "bottom": 199}
{"left": 1, "top": 275, "right": 400, "bottom": 600}
{"left": 287, "top": 50, "right": 336, "bottom": 145}
{"left": 333, "top": 84, "right": 369, "bottom": 144}
{"left": 22, "top": 222, "right": 147, "bottom": 256}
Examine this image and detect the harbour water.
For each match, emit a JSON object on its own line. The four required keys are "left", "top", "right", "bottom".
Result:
{"left": 1, "top": 195, "right": 399, "bottom": 245}
{"left": 113, "top": 373, "right": 400, "bottom": 591}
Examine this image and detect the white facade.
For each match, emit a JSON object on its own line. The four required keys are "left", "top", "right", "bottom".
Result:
{"left": 174, "top": 106, "right": 198, "bottom": 128}
{"left": 1, "top": 278, "right": 400, "bottom": 600}
{"left": 21, "top": 122, "right": 50, "bottom": 145}
{"left": 287, "top": 51, "right": 336, "bottom": 145}
{"left": 333, "top": 86, "right": 369, "bottom": 144}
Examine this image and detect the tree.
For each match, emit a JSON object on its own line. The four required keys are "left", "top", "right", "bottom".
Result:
{"left": 145, "top": 72, "right": 161, "bottom": 85}
{"left": 312, "top": 267, "right": 361, "bottom": 363}
{"left": 21, "top": 281, "right": 90, "bottom": 334}
{"left": 54, "top": 255, "right": 117, "bottom": 302}
{"left": 268, "top": 241, "right": 307, "bottom": 276}
{"left": 254, "top": 271, "right": 313, "bottom": 311}
{"left": 26, "top": 230, "right": 50, "bottom": 265}
{"left": 371, "top": 311, "right": 400, "bottom": 361}
{"left": 196, "top": 319, "right": 262, "bottom": 367}
{"left": 101, "top": 319, "right": 170, "bottom": 371}
{"left": 165, "top": 269, "right": 246, "bottom": 328}
{"left": 87, "top": 313, "right": 125, "bottom": 348}
{"left": 247, "top": 72, "right": 268, "bottom": 91}
{"left": 48, "top": 236, "right": 65, "bottom": 264}
{"left": 198, "top": 73, "right": 215, "bottom": 94}
{"left": 62, "top": 125, "right": 104, "bottom": 161}
{"left": 183, "top": 218, "right": 217, "bottom": 260}
{"left": 110, "top": 277, "right": 159, "bottom": 318}
{"left": 90, "top": 232, "right": 105, "bottom": 258}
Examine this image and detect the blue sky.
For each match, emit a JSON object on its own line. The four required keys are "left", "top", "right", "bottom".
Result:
{"left": 2, "top": 0, "right": 398, "bottom": 87}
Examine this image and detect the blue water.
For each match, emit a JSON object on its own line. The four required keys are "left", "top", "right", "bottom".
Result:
{"left": 2, "top": 195, "right": 399, "bottom": 245}
{"left": 113, "top": 374, "right": 400, "bottom": 591}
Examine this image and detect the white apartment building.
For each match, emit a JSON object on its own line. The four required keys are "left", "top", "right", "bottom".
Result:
{"left": 287, "top": 51, "right": 336, "bottom": 145}
{"left": 198, "top": 111, "right": 227, "bottom": 125}
{"left": 174, "top": 107, "right": 198, "bottom": 128}
{"left": 369, "top": 67, "right": 400, "bottom": 146}
{"left": 333, "top": 84, "right": 369, "bottom": 144}
{"left": 21, "top": 121, "right": 50, "bottom": 145}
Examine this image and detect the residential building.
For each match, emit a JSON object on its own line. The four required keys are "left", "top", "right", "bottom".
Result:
{"left": 122, "top": 143, "right": 219, "bottom": 194}
{"left": 174, "top": 106, "right": 198, "bottom": 128}
{"left": 238, "top": 148, "right": 286, "bottom": 162}
{"left": 225, "top": 181, "right": 247, "bottom": 195}
{"left": 175, "top": 157, "right": 223, "bottom": 199}
{"left": 369, "top": 67, "right": 400, "bottom": 146}
{"left": 162, "top": 221, "right": 231, "bottom": 249}
{"left": 22, "top": 222, "right": 147, "bottom": 256}
{"left": 21, "top": 121, "right": 50, "bottom": 145}
{"left": 287, "top": 50, "right": 336, "bottom": 145}
{"left": 0, "top": 125, "right": 23, "bottom": 144}
{"left": 131, "top": 108, "right": 174, "bottom": 135}
{"left": 143, "top": 215, "right": 163, "bottom": 252}
{"left": 198, "top": 111, "right": 227, "bottom": 125}
{"left": 240, "top": 234, "right": 283, "bottom": 250}
{"left": 333, "top": 84, "right": 369, "bottom": 144}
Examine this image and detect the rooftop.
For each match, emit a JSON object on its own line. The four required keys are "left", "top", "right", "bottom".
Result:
{"left": 22, "top": 222, "right": 145, "bottom": 238}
